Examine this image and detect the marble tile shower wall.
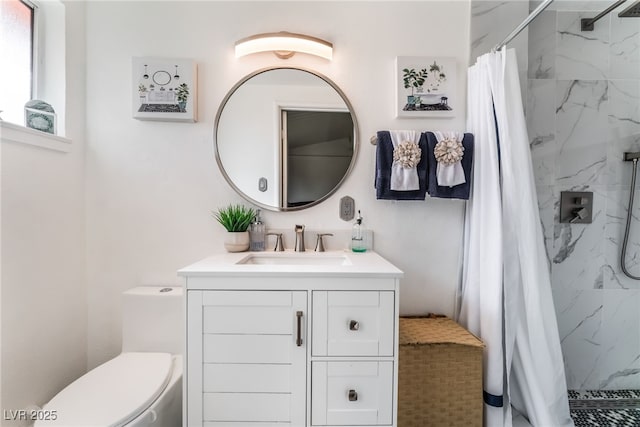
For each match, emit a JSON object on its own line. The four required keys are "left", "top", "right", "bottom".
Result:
{"left": 526, "top": 7, "right": 640, "bottom": 390}
{"left": 470, "top": 1, "right": 529, "bottom": 97}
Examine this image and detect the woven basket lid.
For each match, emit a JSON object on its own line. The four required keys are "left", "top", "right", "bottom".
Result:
{"left": 399, "top": 317, "right": 484, "bottom": 348}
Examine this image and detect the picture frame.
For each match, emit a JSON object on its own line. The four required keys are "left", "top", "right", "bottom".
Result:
{"left": 132, "top": 57, "right": 197, "bottom": 122}
{"left": 396, "top": 56, "right": 456, "bottom": 118}
{"left": 25, "top": 107, "right": 56, "bottom": 134}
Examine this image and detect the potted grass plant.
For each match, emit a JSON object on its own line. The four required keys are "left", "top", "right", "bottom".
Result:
{"left": 213, "top": 204, "right": 256, "bottom": 252}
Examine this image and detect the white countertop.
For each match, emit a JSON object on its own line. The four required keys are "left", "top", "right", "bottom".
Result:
{"left": 177, "top": 250, "right": 403, "bottom": 279}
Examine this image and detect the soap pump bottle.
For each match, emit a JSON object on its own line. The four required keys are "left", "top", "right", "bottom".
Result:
{"left": 250, "top": 209, "right": 266, "bottom": 252}
{"left": 351, "top": 210, "right": 367, "bottom": 253}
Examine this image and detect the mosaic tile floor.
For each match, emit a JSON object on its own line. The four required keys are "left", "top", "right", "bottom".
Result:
{"left": 569, "top": 390, "right": 640, "bottom": 427}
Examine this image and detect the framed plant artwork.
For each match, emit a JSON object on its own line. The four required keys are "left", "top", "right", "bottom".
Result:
{"left": 396, "top": 56, "right": 456, "bottom": 118}
{"left": 132, "top": 57, "right": 197, "bottom": 122}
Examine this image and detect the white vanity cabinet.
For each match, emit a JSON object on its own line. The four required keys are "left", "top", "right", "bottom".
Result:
{"left": 179, "top": 252, "right": 403, "bottom": 427}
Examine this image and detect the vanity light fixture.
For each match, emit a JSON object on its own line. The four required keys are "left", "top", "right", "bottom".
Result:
{"left": 234, "top": 32, "right": 333, "bottom": 60}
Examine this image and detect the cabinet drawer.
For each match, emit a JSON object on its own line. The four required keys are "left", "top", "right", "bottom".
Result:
{"left": 311, "top": 361, "right": 393, "bottom": 426}
{"left": 313, "top": 291, "right": 394, "bottom": 356}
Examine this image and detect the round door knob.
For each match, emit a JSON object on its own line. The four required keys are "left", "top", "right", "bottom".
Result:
{"left": 348, "top": 389, "right": 358, "bottom": 401}
{"left": 349, "top": 320, "right": 360, "bottom": 331}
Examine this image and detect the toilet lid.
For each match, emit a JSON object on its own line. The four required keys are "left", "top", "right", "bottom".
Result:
{"left": 39, "top": 352, "right": 173, "bottom": 427}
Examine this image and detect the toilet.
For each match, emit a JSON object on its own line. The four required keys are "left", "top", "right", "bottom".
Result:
{"left": 35, "top": 286, "right": 183, "bottom": 427}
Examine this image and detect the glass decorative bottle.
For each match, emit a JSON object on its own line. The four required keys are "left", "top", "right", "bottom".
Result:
{"left": 249, "top": 209, "right": 266, "bottom": 252}
{"left": 351, "top": 210, "right": 367, "bottom": 253}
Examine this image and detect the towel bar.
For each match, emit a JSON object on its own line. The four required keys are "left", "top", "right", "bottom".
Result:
{"left": 370, "top": 135, "right": 378, "bottom": 145}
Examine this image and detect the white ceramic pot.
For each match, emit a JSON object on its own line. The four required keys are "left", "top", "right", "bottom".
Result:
{"left": 224, "top": 231, "right": 250, "bottom": 252}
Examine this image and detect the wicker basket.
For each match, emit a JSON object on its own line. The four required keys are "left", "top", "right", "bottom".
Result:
{"left": 398, "top": 317, "right": 484, "bottom": 427}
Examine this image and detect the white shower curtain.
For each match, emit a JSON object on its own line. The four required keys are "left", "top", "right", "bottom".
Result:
{"left": 459, "top": 48, "right": 573, "bottom": 427}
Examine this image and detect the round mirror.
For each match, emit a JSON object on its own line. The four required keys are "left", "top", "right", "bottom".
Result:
{"left": 214, "top": 67, "right": 359, "bottom": 211}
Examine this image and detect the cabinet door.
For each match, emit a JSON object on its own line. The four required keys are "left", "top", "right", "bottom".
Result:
{"left": 200, "top": 290, "right": 307, "bottom": 426}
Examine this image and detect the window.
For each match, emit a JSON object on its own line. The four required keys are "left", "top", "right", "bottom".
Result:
{"left": 0, "top": 0, "right": 35, "bottom": 125}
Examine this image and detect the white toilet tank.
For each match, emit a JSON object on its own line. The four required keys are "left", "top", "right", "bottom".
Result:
{"left": 122, "top": 286, "right": 183, "bottom": 354}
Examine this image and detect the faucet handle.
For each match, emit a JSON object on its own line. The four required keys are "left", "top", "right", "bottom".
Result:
{"left": 315, "top": 233, "right": 334, "bottom": 252}
{"left": 266, "top": 233, "right": 284, "bottom": 251}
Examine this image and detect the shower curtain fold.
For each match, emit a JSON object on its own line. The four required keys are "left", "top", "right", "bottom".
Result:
{"left": 460, "top": 48, "right": 573, "bottom": 427}
{"left": 460, "top": 53, "right": 505, "bottom": 427}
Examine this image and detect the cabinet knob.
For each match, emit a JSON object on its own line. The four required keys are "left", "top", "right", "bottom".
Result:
{"left": 348, "top": 389, "right": 358, "bottom": 401}
{"left": 349, "top": 320, "right": 360, "bottom": 331}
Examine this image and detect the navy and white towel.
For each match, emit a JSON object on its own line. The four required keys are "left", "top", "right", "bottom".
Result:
{"left": 375, "top": 131, "right": 427, "bottom": 200}
{"left": 425, "top": 131, "right": 474, "bottom": 200}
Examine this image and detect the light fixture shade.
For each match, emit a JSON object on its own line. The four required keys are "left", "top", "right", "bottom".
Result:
{"left": 235, "top": 32, "right": 333, "bottom": 60}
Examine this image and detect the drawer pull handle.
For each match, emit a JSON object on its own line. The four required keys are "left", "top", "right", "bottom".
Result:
{"left": 296, "top": 311, "right": 303, "bottom": 346}
{"left": 348, "top": 389, "right": 358, "bottom": 401}
{"left": 349, "top": 320, "right": 360, "bottom": 331}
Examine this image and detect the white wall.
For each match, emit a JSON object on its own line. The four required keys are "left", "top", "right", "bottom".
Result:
{"left": 36, "top": 0, "right": 67, "bottom": 136}
{"left": 85, "top": 1, "right": 471, "bottom": 368}
{"left": 0, "top": 1, "right": 86, "bottom": 422}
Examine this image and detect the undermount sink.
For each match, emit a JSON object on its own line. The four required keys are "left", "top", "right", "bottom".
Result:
{"left": 236, "top": 253, "right": 352, "bottom": 266}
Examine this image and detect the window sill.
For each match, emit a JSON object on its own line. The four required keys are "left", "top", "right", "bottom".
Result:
{"left": 0, "top": 121, "right": 71, "bottom": 153}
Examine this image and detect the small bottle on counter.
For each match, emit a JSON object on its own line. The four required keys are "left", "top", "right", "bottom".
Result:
{"left": 250, "top": 209, "right": 266, "bottom": 251}
{"left": 351, "top": 210, "right": 367, "bottom": 253}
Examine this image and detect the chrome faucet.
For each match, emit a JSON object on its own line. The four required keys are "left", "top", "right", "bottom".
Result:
{"left": 294, "top": 225, "right": 305, "bottom": 252}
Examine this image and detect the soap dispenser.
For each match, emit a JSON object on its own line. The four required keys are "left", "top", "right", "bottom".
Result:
{"left": 250, "top": 209, "right": 266, "bottom": 251}
{"left": 351, "top": 210, "right": 367, "bottom": 253}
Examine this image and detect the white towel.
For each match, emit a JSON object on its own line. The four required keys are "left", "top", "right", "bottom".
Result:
{"left": 390, "top": 130, "right": 421, "bottom": 191}
{"left": 434, "top": 131, "right": 466, "bottom": 187}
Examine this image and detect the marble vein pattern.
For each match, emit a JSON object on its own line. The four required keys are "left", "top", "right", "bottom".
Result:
{"left": 528, "top": 79, "right": 557, "bottom": 186}
{"left": 597, "top": 290, "right": 640, "bottom": 389}
{"left": 610, "top": 15, "right": 640, "bottom": 80}
{"left": 553, "top": 287, "right": 640, "bottom": 390}
{"left": 553, "top": 289, "right": 604, "bottom": 389}
{"left": 528, "top": 10, "right": 556, "bottom": 79}
{"left": 555, "top": 80, "right": 608, "bottom": 187}
{"left": 608, "top": 80, "right": 640, "bottom": 141}
{"left": 470, "top": 1, "right": 529, "bottom": 65}
{"left": 556, "top": 12, "right": 610, "bottom": 80}
{"left": 537, "top": 185, "right": 556, "bottom": 269}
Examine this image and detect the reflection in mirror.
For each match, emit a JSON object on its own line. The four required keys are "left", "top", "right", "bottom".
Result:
{"left": 215, "top": 68, "right": 358, "bottom": 211}
{"left": 283, "top": 109, "right": 353, "bottom": 207}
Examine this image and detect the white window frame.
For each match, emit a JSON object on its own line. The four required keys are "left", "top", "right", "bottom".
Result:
{"left": 24, "top": 0, "right": 38, "bottom": 101}
{"left": 0, "top": 0, "right": 70, "bottom": 151}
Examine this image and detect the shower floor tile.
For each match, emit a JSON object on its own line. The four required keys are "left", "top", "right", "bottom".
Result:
{"left": 571, "top": 408, "right": 640, "bottom": 426}
{"left": 569, "top": 390, "right": 640, "bottom": 426}
{"left": 569, "top": 390, "right": 640, "bottom": 400}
